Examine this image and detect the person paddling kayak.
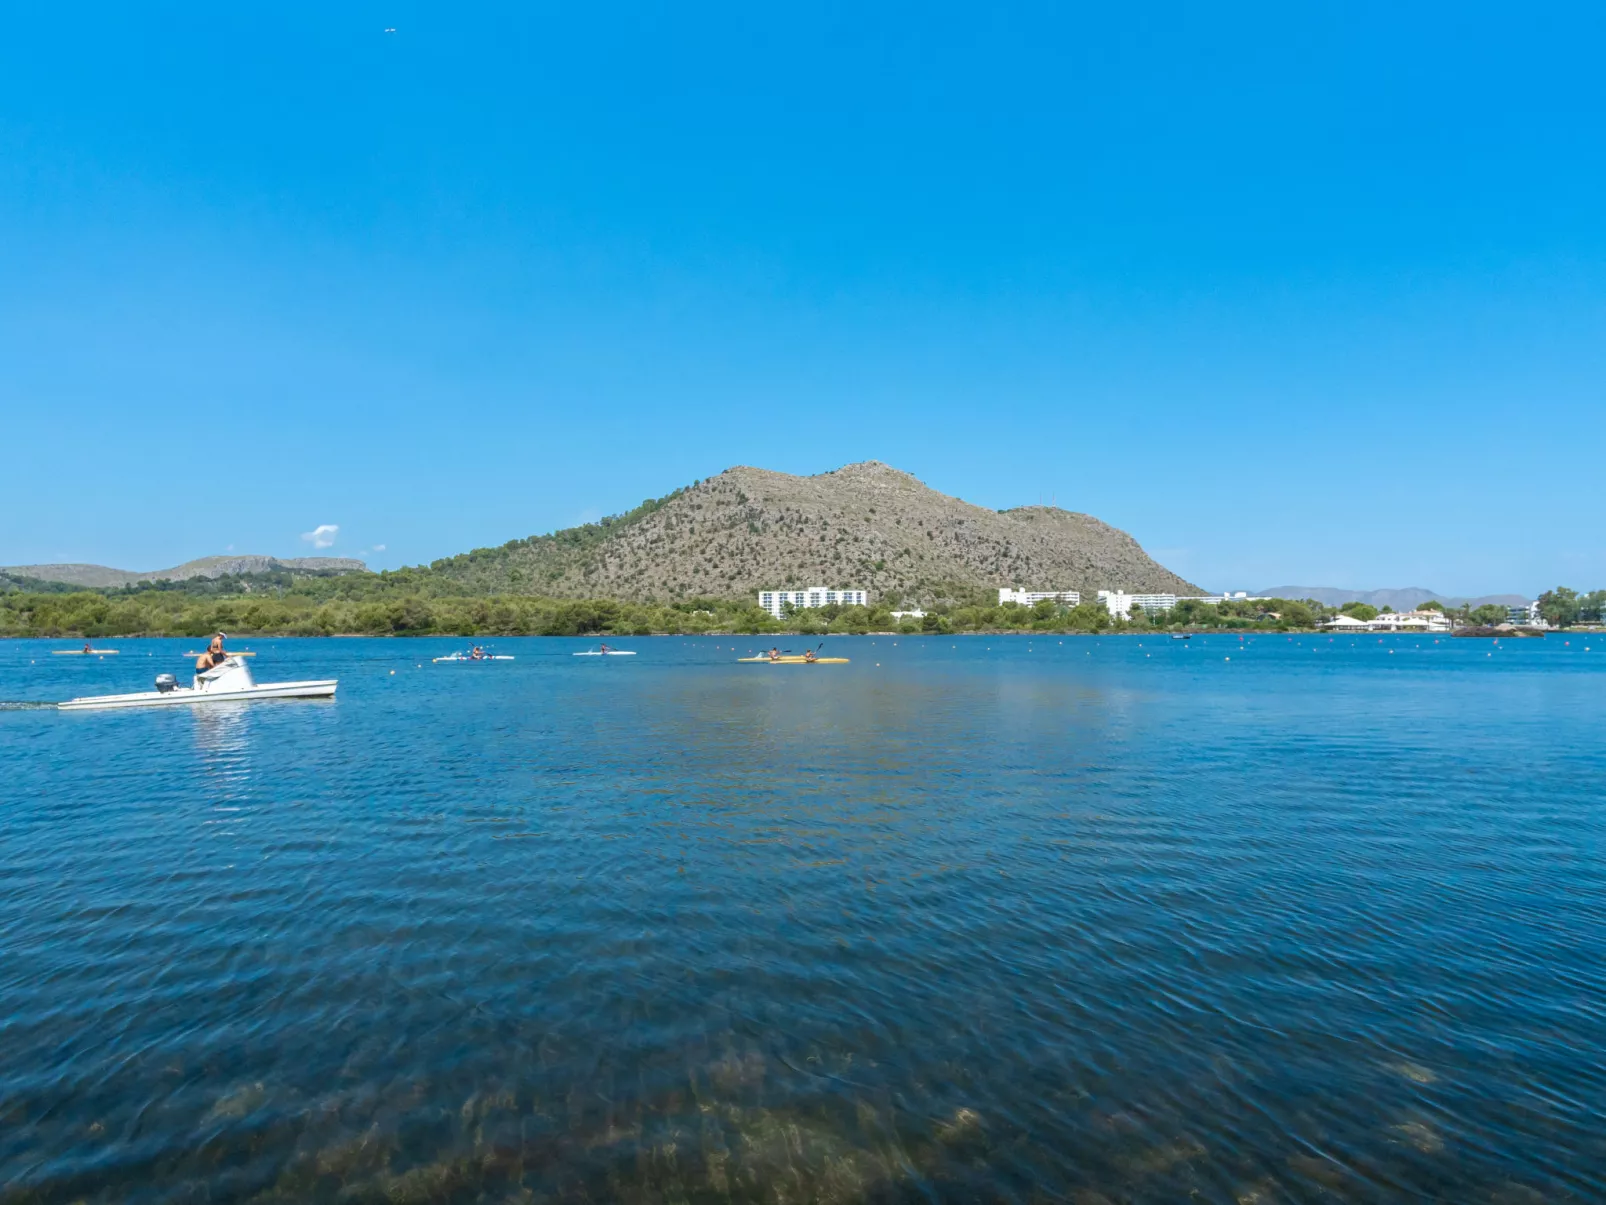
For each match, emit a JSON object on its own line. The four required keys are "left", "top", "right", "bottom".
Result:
{"left": 195, "top": 633, "right": 229, "bottom": 674}
{"left": 768, "top": 646, "right": 781, "bottom": 661}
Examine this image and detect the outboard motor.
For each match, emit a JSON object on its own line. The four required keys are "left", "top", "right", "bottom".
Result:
{"left": 154, "top": 673, "right": 178, "bottom": 693}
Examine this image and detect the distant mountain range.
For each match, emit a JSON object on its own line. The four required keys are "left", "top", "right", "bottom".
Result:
{"left": 1256, "top": 586, "right": 1528, "bottom": 609}
{"left": 1, "top": 555, "right": 366, "bottom": 589}
{"left": 7, "top": 462, "right": 1197, "bottom": 604}
{"left": 11, "top": 469, "right": 1535, "bottom": 610}
{"left": 420, "top": 460, "right": 1202, "bottom": 604}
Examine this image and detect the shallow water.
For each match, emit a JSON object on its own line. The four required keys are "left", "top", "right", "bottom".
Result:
{"left": 2, "top": 633, "right": 1602, "bottom": 1202}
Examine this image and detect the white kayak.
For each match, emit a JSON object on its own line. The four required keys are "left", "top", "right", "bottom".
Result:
{"left": 573, "top": 649, "right": 635, "bottom": 656}
{"left": 433, "top": 654, "right": 515, "bottom": 662}
{"left": 59, "top": 657, "right": 336, "bottom": 711}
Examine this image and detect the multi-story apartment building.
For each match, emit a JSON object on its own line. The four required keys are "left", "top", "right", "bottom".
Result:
{"left": 758, "top": 587, "right": 869, "bottom": 619}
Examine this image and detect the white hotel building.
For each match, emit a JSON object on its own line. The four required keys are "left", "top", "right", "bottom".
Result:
{"left": 758, "top": 587, "right": 868, "bottom": 619}
{"left": 1097, "top": 590, "right": 1255, "bottom": 618}
{"left": 998, "top": 588, "right": 1081, "bottom": 607}
{"left": 999, "top": 587, "right": 1262, "bottom": 618}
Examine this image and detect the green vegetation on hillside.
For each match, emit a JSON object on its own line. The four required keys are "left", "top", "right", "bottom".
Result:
{"left": 0, "top": 589, "right": 772, "bottom": 639}
{"left": 419, "top": 488, "right": 690, "bottom": 593}
{"left": 7, "top": 563, "right": 1602, "bottom": 638}
{"left": 0, "top": 571, "right": 86, "bottom": 595}
{"left": 0, "top": 588, "right": 1446, "bottom": 638}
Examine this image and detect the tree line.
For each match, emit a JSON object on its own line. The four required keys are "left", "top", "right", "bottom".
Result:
{"left": 1531, "top": 587, "right": 1606, "bottom": 627}
{"left": 5, "top": 577, "right": 1601, "bottom": 638}
{"left": 0, "top": 591, "right": 776, "bottom": 638}
{"left": 0, "top": 589, "right": 1424, "bottom": 638}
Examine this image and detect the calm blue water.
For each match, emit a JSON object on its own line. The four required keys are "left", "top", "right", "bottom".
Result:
{"left": 1, "top": 634, "right": 1602, "bottom": 1202}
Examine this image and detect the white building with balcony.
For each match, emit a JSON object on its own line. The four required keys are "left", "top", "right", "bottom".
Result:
{"left": 1369, "top": 610, "right": 1453, "bottom": 633}
{"left": 1321, "top": 610, "right": 1452, "bottom": 633}
{"left": 758, "top": 587, "right": 868, "bottom": 619}
{"left": 998, "top": 588, "right": 1081, "bottom": 607}
{"left": 1507, "top": 601, "right": 1544, "bottom": 627}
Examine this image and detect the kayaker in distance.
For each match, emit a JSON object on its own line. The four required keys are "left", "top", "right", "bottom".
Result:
{"left": 599, "top": 643, "right": 612, "bottom": 653}
{"left": 82, "top": 641, "right": 92, "bottom": 654}
{"left": 803, "top": 649, "right": 818, "bottom": 663}
{"left": 768, "top": 647, "right": 781, "bottom": 661}
{"left": 195, "top": 633, "right": 229, "bottom": 674}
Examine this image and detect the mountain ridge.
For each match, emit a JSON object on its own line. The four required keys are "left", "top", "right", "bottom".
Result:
{"left": 2, "top": 556, "right": 367, "bottom": 589}
{"left": 423, "top": 460, "right": 1202, "bottom": 604}
{"left": 1255, "top": 586, "right": 1528, "bottom": 609}
{"left": 6, "top": 461, "right": 1203, "bottom": 603}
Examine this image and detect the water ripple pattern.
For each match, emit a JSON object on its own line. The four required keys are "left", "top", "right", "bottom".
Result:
{"left": 1, "top": 634, "right": 1602, "bottom": 1202}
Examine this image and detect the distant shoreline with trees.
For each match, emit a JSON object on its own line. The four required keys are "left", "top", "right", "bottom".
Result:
{"left": 3, "top": 575, "right": 1601, "bottom": 639}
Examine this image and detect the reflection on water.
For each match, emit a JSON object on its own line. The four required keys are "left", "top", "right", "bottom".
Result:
{"left": 0, "top": 635, "right": 1602, "bottom": 1202}
{"left": 192, "top": 699, "right": 253, "bottom": 757}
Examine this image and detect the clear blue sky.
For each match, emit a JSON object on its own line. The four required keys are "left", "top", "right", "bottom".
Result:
{"left": 3, "top": 3, "right": 1602, "bottom": 596}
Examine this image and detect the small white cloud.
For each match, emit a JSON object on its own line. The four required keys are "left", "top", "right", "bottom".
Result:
{"left": 300, "top": 523, "right": 339, "bottom": 550}
{"left": 373, "top": 543, "right": 386, "bottom": 552}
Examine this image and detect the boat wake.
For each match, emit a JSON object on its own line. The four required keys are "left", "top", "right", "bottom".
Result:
{"left": 0, "top": 700, "right": 56, "bottom": 710}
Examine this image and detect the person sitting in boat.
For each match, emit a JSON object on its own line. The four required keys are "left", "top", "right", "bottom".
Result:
{"left": 82, "top": 642, "right": 92, "bottom": 654}
{"left": 599, "top": 643, "right": 611, "bottom": 654}
{"left": 802, "top": 649, "right": 818, "bottom": 663}
{"left": 469, "top": 646, "right": 484, "bottom": 660}
{"left": 195, "top": 633, "right": 229, "bottom": 674}
{"left": 768, "top": 646, "right": 781, "bottom": 661}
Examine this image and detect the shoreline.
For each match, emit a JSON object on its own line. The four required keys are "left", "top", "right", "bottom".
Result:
{"left": 0, "top": 627, "right": 1525, "bottom": 641}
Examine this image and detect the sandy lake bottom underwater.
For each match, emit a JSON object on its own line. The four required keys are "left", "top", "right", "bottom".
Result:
{"left": 2, "top": 633, "right": 1602, "bottom": 1202}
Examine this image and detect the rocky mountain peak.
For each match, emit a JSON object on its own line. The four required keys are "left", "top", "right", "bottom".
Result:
{"left": 426, "top": 460, "right": 1199, "bottom": 604}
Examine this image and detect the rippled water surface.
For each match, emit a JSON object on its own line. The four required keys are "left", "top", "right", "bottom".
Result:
{"left": 2, "top": 634, "right": 1603, "bottom": 1202}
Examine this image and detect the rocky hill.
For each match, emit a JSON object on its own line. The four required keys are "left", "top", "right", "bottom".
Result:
{"left": 2, "top": 556, "right": 367, "bottom": 588}
{"left": 425, "top": 461, "right": 1200, "bottom": 604}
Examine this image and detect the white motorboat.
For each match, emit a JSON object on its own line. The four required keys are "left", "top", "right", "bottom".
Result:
{"left": 58, "top": 656, "right": 337, "bottom": 711}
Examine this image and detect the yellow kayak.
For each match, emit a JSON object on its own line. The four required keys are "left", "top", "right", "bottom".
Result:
{"left": 737, "top": 656, "right": 850, "bottom": 664}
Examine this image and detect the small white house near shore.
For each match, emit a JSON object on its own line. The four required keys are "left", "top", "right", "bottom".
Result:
{"left": 1321, "top": 614, "right": 1372, "bottom": 632}
{"left": 1321, "top": 610, "right": 1452, "bottom": 633}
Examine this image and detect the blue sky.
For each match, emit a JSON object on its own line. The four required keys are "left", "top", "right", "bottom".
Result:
{"left": 2, "top": 3, "right": 1602, "bottom": 595}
